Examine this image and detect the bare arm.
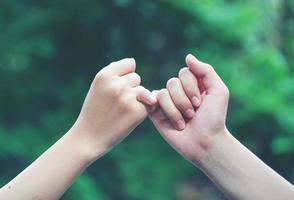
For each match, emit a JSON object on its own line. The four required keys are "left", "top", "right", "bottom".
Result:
{"left": 0, "top": 129, "right": 93, "bottom": 200}
{"left": 0, "top": 58, "right": 156, "bottom": 200}
{"left": 199, "top": 129, "right": 294, "bottom": 200}
{"left": 149, "top": 54, "right": 294, "bottom": 200}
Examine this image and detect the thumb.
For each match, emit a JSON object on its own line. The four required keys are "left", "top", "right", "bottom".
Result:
{"left": 185, "top": 54, "right": 227, "bottom": 95}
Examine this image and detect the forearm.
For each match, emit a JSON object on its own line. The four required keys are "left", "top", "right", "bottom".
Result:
{"left": 197, "top": 129, "right": 294, "bottom": 200}
{"left": 0, "top": 128, "right": 100, "bottom": 200}
{"left": 0, "top": 58, "right": 151, "bottom": 200}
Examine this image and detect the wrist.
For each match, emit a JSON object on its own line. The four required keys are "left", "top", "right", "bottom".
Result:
{"left": 194, "top": 127, "right": 232, "bottom": 167}
{"left": 66, "top": 125, "right": 109, "bottom": 165}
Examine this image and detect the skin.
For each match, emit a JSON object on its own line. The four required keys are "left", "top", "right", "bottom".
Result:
{"left": 150, "top": 54, "right": 294, "bottom": 200}
{"left": 72, "top": 58, "right": 156, "bottom": 159}
{"left": 0, "top": 54, "right": 293, "bottom": 200}
{"left": 150, "top": 54, "right": 229, "bottom": 163}
{"left": 0, "top": 58, "right": 156, "bottom": 200}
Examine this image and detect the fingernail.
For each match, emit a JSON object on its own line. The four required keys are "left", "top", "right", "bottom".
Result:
{"left": 191, "top": 96, "right": 200, "bottom": 107}
{"left": 185, "top": 109, "right": 195, "bottom": 118}
{"left": 176, "top": 119, "right": 185, "bottom": 130}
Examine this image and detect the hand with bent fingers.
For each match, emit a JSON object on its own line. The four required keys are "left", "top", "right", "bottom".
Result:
{"left": 0, "top": 58, "right": 157, "bottom": 200}
{"left": 148, "top": 54, "right": 294, "bottom": 200}
{"left": 72, "top": 58, "right": 157, "bottom": 159}
{"left": 1, "top": 55, "right": 293, "bottom": 200}
{"left": 149, "top": 54, "right": 230, "bottom": 164}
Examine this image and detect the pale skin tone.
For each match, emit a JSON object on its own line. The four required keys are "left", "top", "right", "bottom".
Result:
{"left": 150, "top": 54, "right": 294, "bottom": 200}
{"left": 0, "top": 54, "right": 293, "bottom": 200}
{"left": 0, "top": 58, "right": 156, "bottom": 200}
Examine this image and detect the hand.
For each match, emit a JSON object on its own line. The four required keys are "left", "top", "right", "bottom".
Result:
{"left": 149, "top": 54, "right": 230, "bottom": 164}
{"left": 0, "top": 58, "right": 157, "bottom": 200}
{"left": 71, "top": 58, "right": 156, "bottom": 161}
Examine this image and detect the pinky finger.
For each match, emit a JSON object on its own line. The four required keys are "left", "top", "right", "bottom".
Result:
{"left": 134, "top": 86, "right": 157, "bottom": 106}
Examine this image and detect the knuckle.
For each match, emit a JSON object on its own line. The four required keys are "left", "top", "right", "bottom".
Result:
{"left": 107, "top": 83, "right": 122, "bottom": 98}
{"left": 118, "top": 96, "right": 129, "bottom": 109}
{"left": 222, "top": 85, "right": 230, "bottom": 97}
{"left": 135, "top": 73, "right": 141, "bottom": 84}
{"left": 109, "top": 61, "right": 116, "bottom": 66}
{"left": 119, "top": 93, "right": 135, "bottom": 110}
{"left": 119, "top": 98, "right": 129, "bottom": 110}
{"left": 95, "top": 70, "right": 110, "bottom": 83}
{"left": 129, "top": 103, "right": 140, "bottom": 114}
{"left": 205, "top": 64, "right": 215, "bottom": 72}
{"left": 166, "top": 77, "right": 179, "bottom": 88}
{"left": 157, "top": 89, "right": 168, "bottom": 100}
{"left": 178, "top": 67, "right": 189, "bottom": 77}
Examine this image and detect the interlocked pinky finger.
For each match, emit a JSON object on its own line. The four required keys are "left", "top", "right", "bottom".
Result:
{"left": 134, "top": 86, "right": 157, "bottom": 106}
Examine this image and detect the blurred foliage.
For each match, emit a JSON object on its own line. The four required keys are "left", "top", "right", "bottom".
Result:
{"left": 0, "top": 0, "right": 293, "bottom": 199}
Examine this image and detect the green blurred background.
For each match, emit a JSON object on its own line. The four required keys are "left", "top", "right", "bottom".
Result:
{"left": 0, "top": 0, "right": 293, "bottom": 199}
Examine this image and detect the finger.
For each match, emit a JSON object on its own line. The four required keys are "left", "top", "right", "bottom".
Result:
{"left": 185, "top": 54, "right": 227, "bottom": 94}
{"left": 135, "top": 86, "right": 157, "bottom": 106}
{"left": 121, "top": 73, "right": 141, "bottom": 87}
{"left": 149, "top": 90, "right": 160, "bottom": 114}
{"left": 166, "top": 77, "right": 195, "bottom": 119}
{"left": 157, "top": 89, "right": 185, "bottom": 131}
{"left": 178, "top": 67, "right": 201, "bottom": 107}
{"left": 149, "top": 108, "right": 167, "bottom": 122}
{"left": 105, "top": 58, "right": 136, "bottom": 76}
